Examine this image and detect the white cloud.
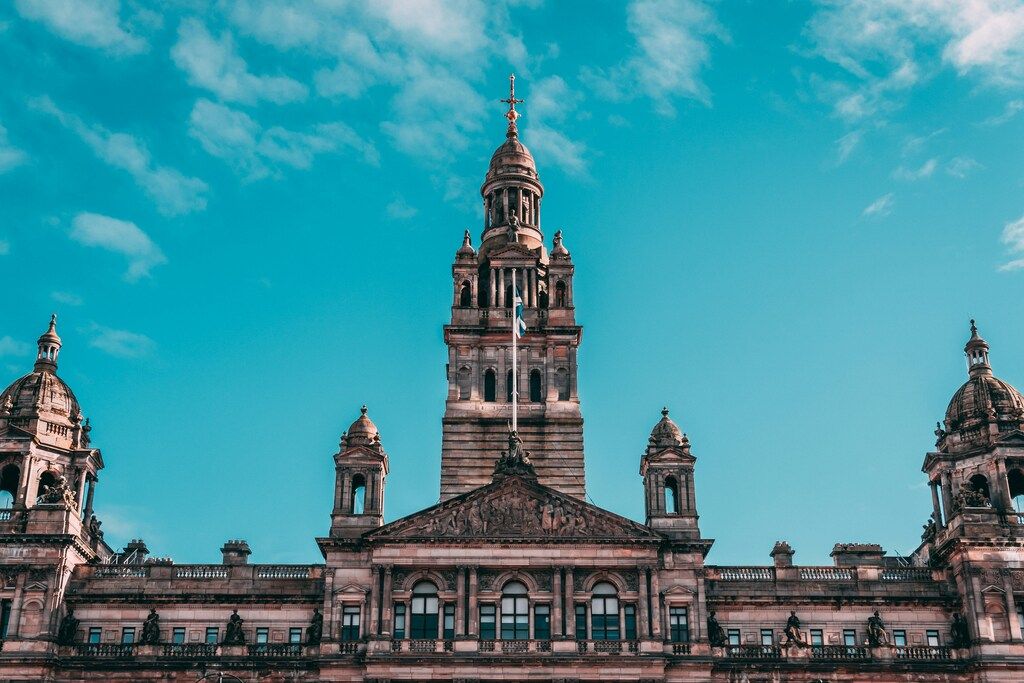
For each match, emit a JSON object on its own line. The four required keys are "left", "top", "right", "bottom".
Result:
{"left": 0, "top": 336, "right": 30, "bottom": 357}
{"left": 171, "top": 18, "right": 307, "bottom": 105}
{"left": 983, "top": 98, "right": 1024, "bottom": 125}
{"left": 523, "top": 76, "right": 589, "bottom": 176}
{"left": 862, "top": 193, "right": 895, "bottom": 217}
{"left": 87, "top": 324, "right": 155, "bottom": 358}
{"left": 0, "top": 123, "right": 27, "bottom": 173}
{"left": 70, "top": 212, "right": 166, "bottom": 281}
{"left": 580, "top": 0, "right": 725, "bottom": 115}
{"left": 51, "top": 291, "right": 84, "bottom": 306}
{"left": 893, "top": 157, "right": 938, "bottom": 181}
{"left": 946, "top": 156, "right": 982, "bottom": 178}
{"left": 835, "top": 130, "right": 863, "bottom": 163}
{"left": 386, "top": 197, "right": 417, "bottom": 220}
{"left": 188, "top": 99, "right": 378, "bottom": 180}
{"left": 15, "top": 0, "right": 146, "bottom": 54}
{"left": 805, "top": 1, "right": 1024, "bottom": 121}
{"left": 31, "top": 97, "right": 207, "bottom": 216}
{"left": 999, "top": 214, "right": 1024, "bottom": 271}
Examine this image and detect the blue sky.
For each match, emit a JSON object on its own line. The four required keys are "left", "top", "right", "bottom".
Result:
{"left": 2, "top": 0, "right": 1024, "bottom": 566}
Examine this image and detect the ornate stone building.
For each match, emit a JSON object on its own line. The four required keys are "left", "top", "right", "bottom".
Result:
{"left": 1, "top": 80, "right": 1024, "bottom": 682}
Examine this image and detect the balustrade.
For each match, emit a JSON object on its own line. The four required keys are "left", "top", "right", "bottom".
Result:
{"left": 72, "top": 643, "right": 135, "bottom": 658}
{"left": 811, "top": 645, "right": 870, "bottom": 660}
{"left": 247, "top": 643, "right": 302, "bottom": 657}
{"left": 726, "top": 645, "right": 782, "bottom": 660}
{"left": 895, "top": 646, "right": 952, "bottom": 660}
{"left": 880, "top": 567, "right": 932, "bottom": 581}
{"left": 799, "top": 567, "right": 853, "bottom": 581}
{"left": 161, "top": 643, "right": 217, "bottom": 658}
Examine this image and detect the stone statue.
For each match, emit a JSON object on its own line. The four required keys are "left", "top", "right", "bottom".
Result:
{"left": 88, "top": 515, "right": 104, "bottom": 541}
{"left": 57, "top": 608, "right": 79, "bottom": 645}
{"left": 305, "top": 607, "right": 323, "bottom": 645}
{"left": 222, "top": 610, "right": 245, "bottom": 645}
{"left": 921, "top": 515, "right": 937, "bottom": 542}
{"left": 38, "top": 475, "right": 76, "bottom": 507}
{"left": 493, "top": 430, "right": 537, "bottom": 479}
{"left": 866, "top": 610, "right": 889, "bottom": 646}
{"left": 783, "top": 611, "right": 805, "bottom": 646}
{"left": 707, "top": 610, "right": 727, "bottom": 647}
{"left": 140, "top": 608, "right": 160, "bottom": 644}
{"left": 950, "top": 612, "right": 971, "bottom": 648}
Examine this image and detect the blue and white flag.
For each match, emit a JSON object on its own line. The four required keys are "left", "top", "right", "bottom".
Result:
{"left": 513, "top": 286, "right": 527, "bottom": 338}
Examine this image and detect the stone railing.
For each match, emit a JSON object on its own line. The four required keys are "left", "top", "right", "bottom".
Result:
{"left": 575, "top": 640, "right": 640, "bottom": 654}
{"left": 880, "top": 567, "right": 933, "bottom": 581}
{"left": 71, "top": 643, "right": 135, "bottom": 658}
{"left": 255, "top": 565, "right": 312, "bottom": 579}
{"left": 672, "top": 642, "right": 692, "bottom": 655}
{"left": 161, "top": 643, "right": 218, "bottom": 658}
{"left": 799, "top": 567, "right": 854, "bottom": 581}
{"left": 894, "top": 646, "right": 952, "bottom": 660}
{"left": 408, "top": 639, "right": 437, "bottom": 654}
{"left": 175, "top": 566, "right": 229, "bottom": 579}
{"left": 339, "top": 641, "right": 360, "bottom": 654}
{"left": 93, "top": 565, "right": 150, "bottom": 578}
{"left": 479, "top": 639, "right": 495, "bottom": 652}
{"left": 708, "top": 567, "right": 775, "bottom": 581}
{"left": 811, "top": 645, "right": 870, "bottom": 660}
{"left": 725, "top": 645, "right": 783, "bottom": 660}
{"left": 0, "top": 509, "right": 12, "bottom": 521}
{"left": 74, "top": 564, "right": 323, "bottom": 583}
{"left": 247, "top": 643, "right": 303, "bottom": 657}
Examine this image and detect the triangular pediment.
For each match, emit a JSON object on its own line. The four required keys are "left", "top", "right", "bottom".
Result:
{"left": 644, "top": 448, "right": 695, "bottom": 465}
{"left": 488, "top": 243, "right": 536, "bottom": 260}
{"left": 367, "top": 476, "right": 663, "bottom": 542}
{"left": 995, "top": 430, "right": 1024, "bottom": 447}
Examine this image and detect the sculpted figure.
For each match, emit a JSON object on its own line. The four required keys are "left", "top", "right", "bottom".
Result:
{"left": 222, "top": 610, "right": 245, "bottom": 645}
{"left": 707, "top": 610, "right": 727, "bottom": 647}
{"left": 866, "top": 610, "right": 888, "bottom": 646}
{"left": 783, "top": 611, "right": 805, "bottom": 646}
{"left": 950, "top": 613, "right": 971, "bottom": 648}
{"left": 306, "top": 607, "right": 323, "bottom": 646}
{"left": 140, "top": 608, "right": 161, "bottom": 645}
{"left": 56, "top": 608, "right": 79, "bottom": 645}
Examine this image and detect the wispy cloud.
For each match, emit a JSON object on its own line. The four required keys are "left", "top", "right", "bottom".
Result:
{"left": 835, "top": 130, "right": 863, "bottom": 164}
{"left": 31, "top": 97, "right": 207, "bottom": 216}
{"left": 983, "top": 99, "right": 1024, "bottom": 125}
{"left": 0, "top": 336, "right": 30, "bottom": 357}
{"left": 385, "top": 197, "right": 417, "bottom": 220}
{"left": 862, "top": 193, "right": 895, "bottom": 218}
{"left": 0, "top": 123, "right": 27, "bottom": 173}
{"left": 188, "top": 99, "right": 378, "bottom": 180}
{"left": 14, "top": 0, "right": 147, "bottom": 55}
{"left": 893, "top": 158, "right": 937, "bottom": 181}
{"left": 580, "top": 0, "right": 726, "bottom": 115}
{"left": 171, "top": 18, "right": 307, "bottom": 106}
{"left": 524, "top": 75, "right": 589, "bottom": 176}
{"left": 946, "top": 156, "right": 982, "bottom": 179}
{"left": 69, "top": 212, "right": 166, "bottom": 281}
{"left": 999, "top": 214, "right": 1024, "bottom": 271}
{"left": 51, "top": 291, "right": 84, "bottom": 306}
{"left": 86, "top": 323, "right": 155, "bottom": 358}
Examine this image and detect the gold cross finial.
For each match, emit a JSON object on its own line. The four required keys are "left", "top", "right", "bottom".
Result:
{"left": 499, "top": 73, "right": 524, "bottom": 137}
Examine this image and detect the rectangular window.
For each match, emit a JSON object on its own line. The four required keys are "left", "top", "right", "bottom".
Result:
{"left": 843, "top": 629, "right": 857, "bottom": 647}
{"left": 88, "top": 627, "right": 102, "bottom": 644}
{"left": 393, "top": 603, "right": 406, "bottom": 640}
{"left": 1017, "top": 604, "right": 1024, "bottom": 639}
{"left": 480, "top": 604, "right": 496, "bottom": 640}
{"left": 255, "top": 627, "right": 269, "bottom": 646}
{"left": 574, "top": 604, "right": 587, "bottom": 640}
{"left": 893, "top": 630, "right": 907, "bottom": 647}
{"left": 534, "top": 604, "right": 550, "bottom": 641}
{"left": 341, "top": 605, "right": 361, "bottom": 642}
{"left": 669, "top": 607, "right": 689, "bottom": 643}
{"left": 590, "top": 597, "right": 619, "bottom": 641}
{"left": 411, "top": 595, "right": 439, "bottom": 639}
{"left": 0, "top": 600, "right": 11, "bottom": 638}
{"left": 727, "top": 629, "right": 741, "bottom": 646}
{"left": 442, "top": 603, "right": 455, "bottom": 640}
{"left": 760, "top": 629, "right": 774, "bottom": 646}
{"left": 289, "top": 627, "right": 302, "bottom": 644}
{"left": 172, "top": 627, "right": 186, "bottom": 644}
{"left": 624, "top": 604, "right": 637, "bottom": 640}
{"left": 926, "top": 629, "right": 940, "bottom": 647}
{"left": 205, "top": 627, "right": 218, "bottom": 644}
{"left": 121, "top": 627, "right": 135, "bottom": 645}
{"left": 810, "top": 629, "right": 823, "bottom": 646}
{"left": 501, "top": 595, "right": 529, "bottom": 640}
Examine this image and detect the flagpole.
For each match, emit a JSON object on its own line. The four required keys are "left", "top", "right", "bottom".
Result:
{"left": 511, "top": 267, "right": 518, "bottom": 433}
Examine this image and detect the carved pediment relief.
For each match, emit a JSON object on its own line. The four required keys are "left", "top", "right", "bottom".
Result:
{"left": 488, "top": 243, "right": 536, "bottom": 261}
{"left": 369, "top": 476, "right": 661, "bottom": 542}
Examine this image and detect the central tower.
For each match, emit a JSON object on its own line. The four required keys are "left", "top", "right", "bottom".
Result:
{"left": 440, "top": 76, "right": 585, "bottom": 500}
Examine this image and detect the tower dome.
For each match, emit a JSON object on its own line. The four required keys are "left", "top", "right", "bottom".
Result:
{"left": 649, "top": 408, "right": 686, "bottom": 449}
{"left": 940, "top": 321, "right": 1024, "bottom": 452}
{"left": 343, "top": 405, "right": 380, "bottom": 448}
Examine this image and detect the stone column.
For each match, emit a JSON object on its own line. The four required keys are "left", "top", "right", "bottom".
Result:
{"left": 382, "top": 566, "right": 393, "bottom": 636}
{"left": 1002, "top": 569, "right": 1020, "bottom": 641}
{"left": 564, "top": 568, "right": 575, "bottom": 638}
{"left": 83, "top": 476, "right": 96, "bottom": 520}
{"left": 995, "top": 459, "right": 1013, "bottom": 512}
{"left": 455, "top": 566, "right": 466, "bottom": 636}
{"left": 530, "top": 269, "right": 538, "bottom": 308}
{"left": 7, "top": 571, "right": 26, "bottom": 637}
{"left": 552, "top": 567, "right": 563, "bottom": 637}
{"left": 490, "top": 269, "right": 497, "bottom": 308}
{"left": 498, "top": 268, "right": 505, "bottom": 308}
{"left": 537, "top": 197, "right": 542, "bottom": 230}
{"left": 484, "top": 197, "right": 490, "bottom": 229}
{"left": 930, "top": 480, "right": 943, "bottom": 526}
{"left": 468, "top": 566, "right": 478, "bottom": 637}
{"left": 545, "top": 344, "right": 557, "bottom": 402}
{"left": 638, "top": 567, "right": 650, "bottom": 639}
{"left": 941, "top": 471, "right": 954, "bottom": 520}
{"left": 650, "top": 570, "right": 662, "bottom": 639}
{"left": 369, "top": 565, "right": 381, "bottom": 636}
{"left": 502, "top": 189, "right": 509, "bottom": 224}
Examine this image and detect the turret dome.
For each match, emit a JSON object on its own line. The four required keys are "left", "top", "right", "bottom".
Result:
{"left": 344, "top": 405, "right": 380, "bottom": 448}
{"left": 650, "top": 408, "right": 686, "bottom": 449}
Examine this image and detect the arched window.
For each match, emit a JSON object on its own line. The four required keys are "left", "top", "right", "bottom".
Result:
{"left": 539, "top": 289, "right": 549, "bottom": 309}
{"left": 501, "top": 581, "right": 529, "bottom": 640}
{"left": 0, "top": 464, "right": 18, "bottom": 509}
{"left": 459, "top": 281, "right": 472, "bottom": 308}
{"left": 484, "top": 370, "right": 497, "bottom": 402}
{"left": 529, "top": 370, "right": 542, "bottom": 402}
{"left": 969, "top": 474, "right": 991, "bottom": 505}
{"left": 1009, "top": 469, "right": 1024, "bottom": 512}
{"left": 590, "top": 582, "right": 620, "bottom": 640}
{"left": 506, "top": 370, "right": 515, "bottom": 403}
{"left": 664, "top": 476, "right": 680, "bottom": 514}
{"left": 458, "top": 366, "right": 472, "bottom": 400}
{"left": 555, "top": 368, "right": 569, "bottom": 401}
{"left": 410, "top": 581, "right": 439, "bottom": 639}
{"left": 350, "top": 474, "right": 366, "bottom": 514}
{"left": 554, "top": 281, "right": 567, "bottom": 307}
{"left": 36, "top": 471, "right": 57, "bottom": 503}
{"left": 505, "top": 285, "right": 514, "bottom": 309}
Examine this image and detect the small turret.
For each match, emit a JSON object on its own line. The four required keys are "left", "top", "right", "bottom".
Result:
{"left": 34, "top": 314, "right": 62, "bottom": 373}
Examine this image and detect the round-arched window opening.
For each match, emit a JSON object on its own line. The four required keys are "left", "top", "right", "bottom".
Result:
{"left": 36, "top": 471, "right": 58, "bottom": 504}
{"left": 410, "top": 581, "right": 439, "bottom": 639}
{"left": 0, "top": 464, "right": 19, "bottom": 509}
{"left": 1009, "top": 469, "right": 1024, "bottom": 513}
{"left": 969, "top": 474, "right": 991, "bottom": 505}
{"left": 501, "top": 580, "right": 529, "bottom": 640}
{"left": 484, "top": 369, "right": 497, "bottom": 402}
{"left": 591, "top": 582, "right": 619, "bottom": 641}
{"left": 350, "top": 474, "right": 366, "bottom": 514}
{"left": 664, "top": 476, "right": 680, "bottom": 514}
{"left": 459, "top": 281, "right": 472, "bottom": 308}
{"left": 529, "top": 369, "right": 542, "bottom": 402}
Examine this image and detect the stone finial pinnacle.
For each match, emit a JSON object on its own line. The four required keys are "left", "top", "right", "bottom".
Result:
{"left": 500, "top": 73, "right": 524, "bottom": 138}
